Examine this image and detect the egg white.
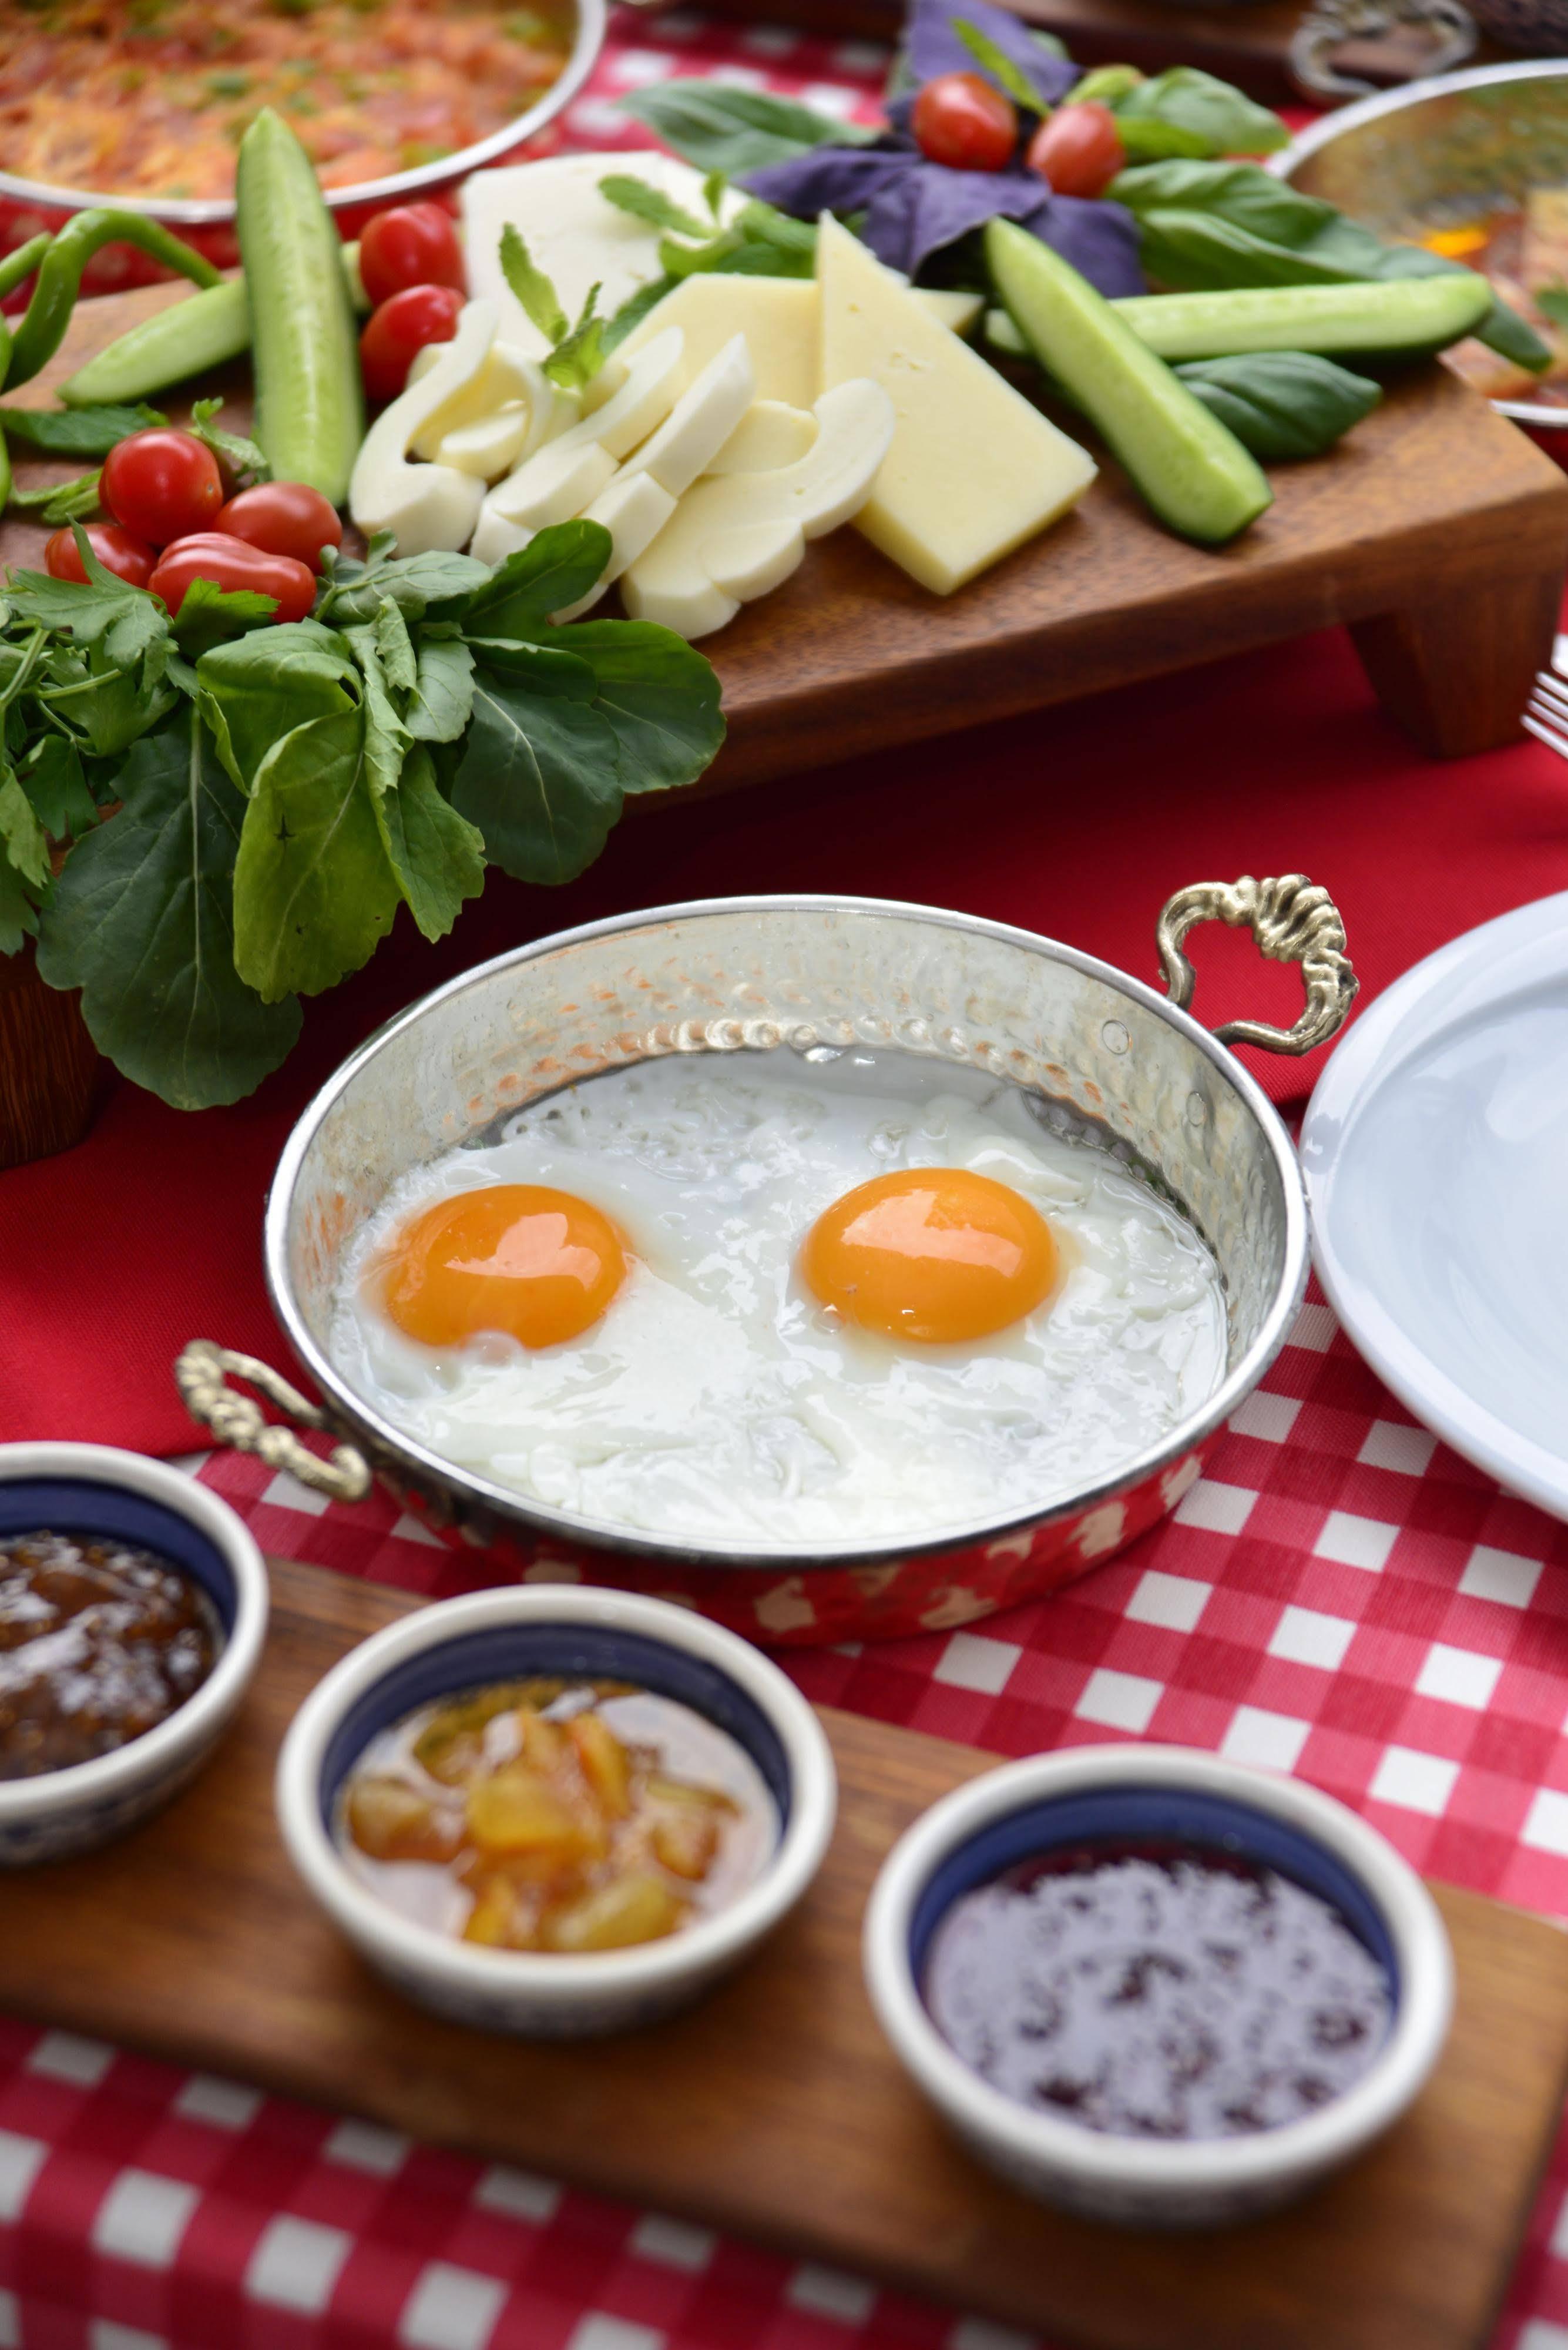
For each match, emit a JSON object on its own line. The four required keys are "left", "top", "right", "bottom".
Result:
{"left": 328, "top": 1050, "right": 1227, "bottom": 1547}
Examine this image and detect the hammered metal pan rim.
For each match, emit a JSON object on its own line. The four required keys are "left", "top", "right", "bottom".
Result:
{"left": 263, "top": 894, "right": 1310, "bottom": 1574}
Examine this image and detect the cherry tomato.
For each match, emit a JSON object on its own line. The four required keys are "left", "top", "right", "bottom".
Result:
{"left": 1026, "top": 102, "right": 1126, "bottom": 199}
{"left": 149, "top": 532, "right": 317, "bottom": 624}
{"left": 44, "top": 522, "right": 155, "bottom": 589}
{"left": 100, "top": 428, "right": 224, "bottom": 547}
{"left": 911, "top": 72, "right": 1017, "bottom": 173}
{"left": 358, "top": 200, "right": 465, "bottom": 307}
{"left": 360, "top": 283, "right": 464, "bottom": 405}
{"left": 215, "top": 481, "right": 343, "bottom": 573}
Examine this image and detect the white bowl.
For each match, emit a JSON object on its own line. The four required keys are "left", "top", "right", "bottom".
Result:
{"left": 863, "top": 1745, "right": 1453, "bottom": 2228}
{"left": 276, "top": 1585, "right": 838, "bottom": 2037}
{"left": 0, "top": 1443, "right": 270, "bottom": 1863}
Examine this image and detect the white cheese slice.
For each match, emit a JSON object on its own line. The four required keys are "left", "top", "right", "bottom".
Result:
{"left": 596, "top": 275, "right": 983, "bottom": 415}
{"left": 474, "top": 326, "right": 683, "bottom": 546}
{"left": 461, "top": 154, "right": 746, "bottom": 360}
{"left": 619, "top": 334, "right": 756, "bottom": 498}
{"left": 815, "top": 215, "right": 1096, "bottom": 595}
{"left": 621, "top": 377, "right": 894, "bottom": 642}
{"left": 705, "top": 400, "right": 817, "bottom": 475}
{"left": 434, "top": 407, "right": 538, "bottom": 480}
{"left": 555, "top": 470, "right": 679, "bottom": 621}
{"left": 348, "top": 300, "right": 495, "bottom": 556}
{"left": 407, "top": 339, "right": 561, "bottom": 463}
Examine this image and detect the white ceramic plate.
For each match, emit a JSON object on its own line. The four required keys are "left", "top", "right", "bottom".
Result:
{"left": 1301, "top": 892, "right": 1568, "bottom": 1521}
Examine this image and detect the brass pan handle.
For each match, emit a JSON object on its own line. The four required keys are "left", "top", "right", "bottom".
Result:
{"left": 1156, "top": 874, "right": 1358, "bottom": 1056}
{"left": 174, "top": 1339, "right": 372, "bottom": 1503}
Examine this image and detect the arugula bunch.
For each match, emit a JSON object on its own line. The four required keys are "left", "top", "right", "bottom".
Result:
{"left": 2, "top": 524, "right": 723, "bottom": 1111}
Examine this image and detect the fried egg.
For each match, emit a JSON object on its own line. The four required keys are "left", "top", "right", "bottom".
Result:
{"left": 330, "top": 1050, "right": 1227, "bottom": 1547}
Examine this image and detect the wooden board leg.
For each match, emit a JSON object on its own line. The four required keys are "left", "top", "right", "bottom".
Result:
{"left": 1351, "top": 561, "right": 1565, "bottom": 758}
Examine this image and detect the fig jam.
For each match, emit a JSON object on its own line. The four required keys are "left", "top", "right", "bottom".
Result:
{"left": 0, "top": 1530, "right": 221, "bottom": 1779}
{"left": 922, "top": 1836, "right": 1392, "bottom": 2140}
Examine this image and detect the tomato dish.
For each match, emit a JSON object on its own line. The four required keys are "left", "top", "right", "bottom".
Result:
{"left": 0, "top": 0, "right": 575, "bottom": 202}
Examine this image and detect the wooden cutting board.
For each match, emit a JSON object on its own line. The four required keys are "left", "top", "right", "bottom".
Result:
{"left": 0, "top": 1553, "right": 1566, "bottom": 2350}
{"left": 5, "top": 280, "right": 1568, "bottom": 789}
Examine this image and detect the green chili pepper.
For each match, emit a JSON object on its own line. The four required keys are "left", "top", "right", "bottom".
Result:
{"left": 5, "top": 213, "right": 223, "bottom": 390}
{"left": 0, "top": 235, "right": 52, "bottom": 387}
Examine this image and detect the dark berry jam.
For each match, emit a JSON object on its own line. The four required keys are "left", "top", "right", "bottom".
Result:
{"left": 0, "top": 1530, "right": 221, "bottom": 1779}
{"left": 922, "top": 1835, "right": 1393, "bottom": 2140}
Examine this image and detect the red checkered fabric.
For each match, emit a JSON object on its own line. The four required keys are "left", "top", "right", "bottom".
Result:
{"left": 6, "top": 11, "right": 1568, "bottom": 2349}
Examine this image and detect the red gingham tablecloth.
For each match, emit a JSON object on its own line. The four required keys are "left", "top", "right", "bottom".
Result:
{"left": 7, "top": 12, "right": 1568, "bottom": 2349}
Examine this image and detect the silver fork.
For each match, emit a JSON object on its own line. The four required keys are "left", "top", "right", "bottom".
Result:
{"left": 1523, "top": 666, "right": 1568, "bottom": 756}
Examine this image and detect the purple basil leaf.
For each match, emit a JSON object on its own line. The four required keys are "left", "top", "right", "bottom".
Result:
{"left": 1018, "top": 194, "right": 1146, "bottom": 298}
{"left": 862, "top": 165, "right": 1036, "bottom": 275}
{"left": 741, "top": 142, "right": 919, "bottom": 220}
{"left": 903, "top": 0, "right": 1078, "bottom": 109}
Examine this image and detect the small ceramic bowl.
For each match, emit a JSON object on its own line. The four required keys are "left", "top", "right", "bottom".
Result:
{"left": 864, "top": 1745, "right": 1453, "bottom": 2228}
{"left": 276, "top": 1586, "right": 838, "bottom": 2037}
{"left": 0, "top": 1442, "right": 270, "bottom": 1864}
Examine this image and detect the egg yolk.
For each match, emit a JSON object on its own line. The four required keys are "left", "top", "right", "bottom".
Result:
{"left": 381, "top": 1185, "right": 627, "bottom": 1350}
{"left": 801, "top": 1167, "right": 1057, "bottom": 1346}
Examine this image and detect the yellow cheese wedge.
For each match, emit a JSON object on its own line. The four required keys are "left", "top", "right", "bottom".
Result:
{"left": 815, "top": 215, "right": 1096, "bottom": 595}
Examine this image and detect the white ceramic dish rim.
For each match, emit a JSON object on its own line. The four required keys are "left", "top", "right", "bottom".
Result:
{"left": 862, "top": 1744, "right": 1454, "bottom": 2196}
{"left": 275, "top": 1584, "right": 838, "bottom": 2005}
{"left": 263, "top": 891, "right": 1312, "bottom": 1572}
{"left": 0, "top": 1441, "right": 270, "bottom": 1823}
{"left": 1272, "top": 59, "right": 1568, "bottom": 434}
{"left": 1301, "top": 888, "right": 1568, "bottom": 1523}
{"left": 0, "top": 0, "right": 605, "bottom": 226}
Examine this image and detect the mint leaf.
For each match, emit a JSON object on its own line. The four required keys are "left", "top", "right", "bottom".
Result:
{"left": 373, "top": 739, "right": 485, "bottom": 943}
{"left": 598, "top": 173, "right": 710, "bottom": 240}
{"left": 232, "top": 703, "right": 401, "bottom": 1000}
{"left": 189, "top": 397, "right": 270, "bottom": 488}
{"left": 702, "top": 168, "right": 728, "bottom": 221}
{"left": 34, "top": 706, "right": 301, "bottom": 1109}
{"left": 499, "top": 223, "right": 569, "bottom": 346}
{"left": 543, "top": 280, "right": 607, "bottom": 390}
{"left": 452, "top": 661, "right": 622, "bottom": 885}
{"left": 952, "top": 18, "right": 1045, "bottom": 112}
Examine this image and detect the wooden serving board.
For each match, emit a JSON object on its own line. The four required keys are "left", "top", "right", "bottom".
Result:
{"left": 1, "top": 1555, "right": 1566, "bottom": 2350}
{"left": 6, "top": 281, "right": 1568, "bottom": 786}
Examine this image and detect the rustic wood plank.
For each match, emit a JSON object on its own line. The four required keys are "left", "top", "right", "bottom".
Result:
{"left": 6, "top": 284, "right": 1566, "bottom": 783}
{"left": 0, "top": 1554, "right": 1563, "bottom": 2350}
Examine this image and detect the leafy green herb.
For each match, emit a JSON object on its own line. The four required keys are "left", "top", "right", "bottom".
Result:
{"left": 519, "top": 620, "right": 726, "bottom": 794}
{"left": 407, "top": 635, "right": 475, "bottom": 742}
{"left": 951, "top": 17, "right": 1046, "bottom": 112}
{"left": 618, "top": 80, "right": 876, "bottom": 176}
{"left": 659, "top": 199, "right": 817, "bottom": 284}
{"left": 1111, "top": 159, "right": 1549, "bottom": 371}
{"left": 9, "top": 470, "right": 102, "bottom": 525}
{"left": 374, "top": 739, "right": 486, "bottom": 941}
{"left": 1110, "top": 69, "right": 1287, "bottom": 162}
{"left": 701, "top": 168, "right": 728, "bottom": 221}
{"left": 0, "top": 403, "right": 164, "bottom": 456}
{"left": 1536, "top": 284, "right": 1568, "bottom": 331}
{"left": 34, "top": 705, "right": 302, "bottom": 1107}
{"left": 232, "top": 703, "right": 401, "bottom": 1000}
{"left": 597, "top": 172, "right": 711, "bottom": 240}
{"left": 188, "top": 396, "right": 271, "bottom": 488}
{"left": 453, "top": 658, "right": 623, "bottom": 886}
{"left": 542, "top": 281, "right": 607, "bottom": 391}
{"left": 499, "top": 222, "right": 569, "bottom": 346}
{"left": 1173, "top": 350, "right": 1381, "bottom": 458}
{"left": 1067, "top": 63, "right": 1143, "bottom": 105}
{"left": 171, "top": 576, "right": 279, "bottom": 658}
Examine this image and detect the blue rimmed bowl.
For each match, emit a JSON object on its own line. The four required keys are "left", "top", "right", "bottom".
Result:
{"left": 863, "top": 1745, "right": 1453, "bottom": 2228}
{"left": 275, "top": 1585, "right": 838, "bottom": 2038}
{"left": 0, "top": 1442, "right": 270, "bottom": 1864}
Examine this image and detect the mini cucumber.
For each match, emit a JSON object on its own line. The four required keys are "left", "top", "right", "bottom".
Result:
{"left": 237, "top": 108, "right": 363, "bottom": 502}
{"left": 1110, "top": 274, "right": 1492, "bottom": 362}
{"left": 985, "top": 219, "right": 1271, "bottom": 546}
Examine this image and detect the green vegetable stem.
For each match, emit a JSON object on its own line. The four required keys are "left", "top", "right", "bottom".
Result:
{"left": 5, "top": 213, "right": 223, "bottom": 390}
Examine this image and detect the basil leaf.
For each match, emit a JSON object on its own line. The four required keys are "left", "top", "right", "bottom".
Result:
{"left": 452, "top": 663, "right": 623, "bottom": 885}
{"left": 407, "top": 635, "right": 475, "bottom": 743}
{"left": 34, "top": 706, "right": 301, "bottom": 1109}
{"left": 598, "top": 173, "right": 711, "bottom": 240}
{"left": 232, "top": 704, "right": 401, "bottom": 1000}
{"left": 1174, "top": 351, "right": 1381, "bottom": 458}
{"left": 499, "top": 223, "right": 569, "bottom": 347}
{"left": 373, "top": 740, "right": 485, "bottom": 943}
{"left": 1113, "top": 69, "right": 1287, "bottom": 159}
{"left": 619, "top": 81, "right": 875, "bottom": 176}
{"left": 951, "top": 18, "right": 1045, "bottom": 112}
{"left": 0, "top": 403, "right": 164, "bottom": 457}
{"left": 521, "top": 620, "right": 725, "bottom": 794}
{"left": 463, "top": 521, "right": 613, "bottom": 637}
